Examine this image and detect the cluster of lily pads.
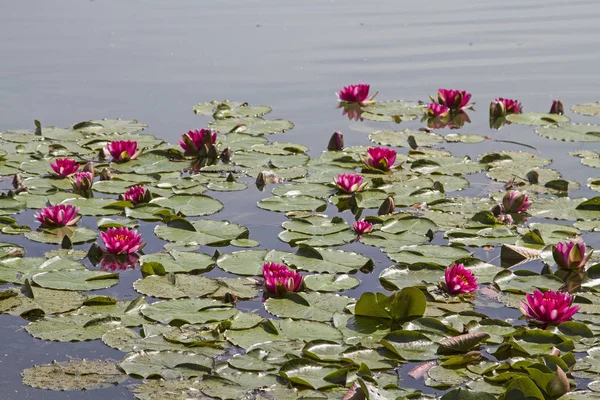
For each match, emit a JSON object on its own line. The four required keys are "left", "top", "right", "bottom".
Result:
{"left": 2, "top": 86, "right": 600, "bottom": 399}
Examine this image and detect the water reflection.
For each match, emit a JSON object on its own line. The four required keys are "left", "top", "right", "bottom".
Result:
{"left": 337, "top": 102, "right": 365, "bottom": 121}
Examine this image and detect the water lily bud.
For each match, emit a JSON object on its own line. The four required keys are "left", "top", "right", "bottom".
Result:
{"left": 226, "top": 172, "right": 235, "bottom": 182}
{"left": 256, "top": 171, "right": 267, "bottom": 189}
{"left": 98, "top": 148, "right": 107, "bottom": 161}
{"left": 82, "top": 161, "right": 95, "bottom": 176}
{"left": 327, "top": 131, "right": 345, "bottom": 151}
{"left": 547, "top": 366, "right": 570, "bottom": 398}
{"left": 550, "top": 100, "right": 564, "bottom": 115}
{"left": 490, "top": 204, "right": 504, "bottom": 217}
{"left": 99, "top": 168, "right": 112, "bottom": 181}
{"left": 552, "top": 241, "right": 592, "bottom": 271}
{"left": 207, "top": 144, "right": 219, "bottom": 160}
{"left": 12, "top": 174, "right": 23, "bottom": 189}
{"left": 490, "top": 100, "right": 507, "bottom": 119}
{"left": 502, "top": 191, "right": 532, "bottom": 213}
{"left": 220, "top": 147, "right": 232, "bottom": 163}
{"left": 378, "top": 196, "right": 396, "bottom": 215}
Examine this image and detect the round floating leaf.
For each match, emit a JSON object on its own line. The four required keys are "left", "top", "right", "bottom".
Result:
{"left": 140, "top": 298, "right": 236, "bottom": 325}
{"left": 25, "top": 314, "right": 121, "bottom": 342}
{"left": 265, "top": 292, "right": 353, "bottom": 322}
{"left": 217, "top": 249, "right": 289, "bottom": 276}
{"left": 381, "top": 330, "right": 438, "bottom": 361}
{"left": 193, "top": 100, "right": 272, "bottom": 118}
{"left": 73, "top": 119, "right": 147, "bottom": 134}
{"left": 505, "top": 113, "right": 569, "bottom": 126}
{"left": 572, "top": 101, "right": 600, "bottom": 117}
{"left": 536, "top": 123, "right": 600, "bottom": 142}
{"left": 131, "top": 378, "right": 207, "bottom": 400}
{"left": 380, "top": 265, "right": 445, "bottom": 290}
{"left": 151, "top": 194, "right": 223, "bottom": 217}
{"left": 32, "top": 269, "right": 119, "bottom": 291}
{"left": 140, "top": 251, "right": 216, "bottom": 274}
{"left": 258, "top": 196, "right": 327, "bottom": 213}
{"left": 283, "top": 246, "right": 374, "bottom": 274}
{"left": 0, "top": 256, "right": 85, "bottom": 285}
{"left": 154, "top": 219, "right": 248, "bottom": 246}
{"left": 493, "top": 270, "right": 563, "bottom": 293}
{"left": 444, "top": 133, "right": 487, "bottom": 144}
{"left": 133, "top": 275, "right": 220, "bottom": 299}
{"left": 279, "top": 359, "right": 342, "bottom": 390}
{"left": 369, "top": 129, "right": 443, "bottom": 148}
{"left": 303, "top": 274, "right": 360, "bottom": 292}
{"left": 22, "top": 359, "right": 126, "bottom": 391}
{"left": 25, "top": 226, "right": 98, "bottom": 245}
{"left": 210, "top": 117, "right": 294, "bottom": 135}
{"left": 119, "top": 350, "right": 212, "bottom": 379}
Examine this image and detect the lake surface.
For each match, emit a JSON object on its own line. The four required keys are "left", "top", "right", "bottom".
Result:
{"left": 1, "top": 0, "right": 600, "bottom": 398}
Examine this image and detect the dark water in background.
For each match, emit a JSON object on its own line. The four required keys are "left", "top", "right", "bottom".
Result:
{"left": 1, "top": 0, "right": 600, "bottom": 398}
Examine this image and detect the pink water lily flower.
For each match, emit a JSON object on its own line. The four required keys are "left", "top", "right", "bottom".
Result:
{"left": 552, "top": 241, "right": 592, "bottom": 271}
{"left": 178, "top": 128, "right": 218, "bottom": 155}
{"left": 71, "top": 171, "right": 94, "bottom": 192}
{"left": 427, "top": 103, "right": 450, "bottom": 118}
{"left": 123, "top": 186, "right": 147, "bottom": 205}
{"left": 336, "top": 84, "right": 376, "bottom": 104}
{"left": 50, "top": 158, "right": 79, "bottom": 177}
{"left": 262, "top": 262, "right": 303, "bottom": 295}
{"left": 334, "top": 173, "right": 367, "bottom": 194}
{"left": 106, "top": 140, "right": 139, "bottom": 162}
{"left": 100, "top": 227, "right": 144, "bottom": 255}
{"left": 353, "top": 220, "right": 373, "bottom": 235}
{"left": 502, "top": 190, "right": 532, "bottom": 213}
{"left": 520, "top": 289, "right": 580, "bottom": 324}
{"left": 363, "top": 147, "right": 397, "bottom": 172}
{"left": 35, "top": 204, "right": 80, "bottom": 227}
{"left": 433, "top": 88, "right": 473, "bottom": 110}
{"left": 443, "top": 264, "right": 478, "bottom": 295}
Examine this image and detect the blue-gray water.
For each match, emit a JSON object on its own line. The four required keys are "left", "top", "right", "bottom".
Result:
{"left": 2, "top": 0, "right": 600, "bottom": 398}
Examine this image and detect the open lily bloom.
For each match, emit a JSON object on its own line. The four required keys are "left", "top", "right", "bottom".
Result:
{"left": 336, "top": 83, "right": 375, "bottom": 104}
{"left": 552, "top": 241, "right": 592, "bottom": 271}
{"left": 35, "top": 204, "right": 80, "bottom": 227}
{"left": 50, "top": 158, "right": 79, "bottom": 177}
{"left": 334, "top": 173, "right": 367, "bottom": 194}
{"left": 353, "top": 220, "right": 373, "bottom": 235}
{"left": 262, "top": 262, "right": 303, "bottom": 295}
{"left": 100, "top": 227, "right": 144, "bottom": 255}
{"left": 107, "top": 140, "right": 139, "bottom": 162}
{"left": 363, "top": 147, "right": 397, "bottom": 172}
{"left": 432, "top": 88, "right": 473, "bottom": 110}
{"left": 520, "top": 289, "right": 580, "bottom": 324}
{"left": 443, "top": 264, "right": 478, "bottom": 295}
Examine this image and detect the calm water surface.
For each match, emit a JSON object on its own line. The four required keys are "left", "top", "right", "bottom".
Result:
{"left": 1, "top": 0, "right": 600, "bottom": 398}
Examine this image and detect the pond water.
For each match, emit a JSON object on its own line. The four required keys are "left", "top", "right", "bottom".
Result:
{"left": 2, "top": 0, "right": 600, "bottom": 399}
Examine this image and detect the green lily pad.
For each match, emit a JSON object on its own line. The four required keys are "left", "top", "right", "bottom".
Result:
{"left": 210, "top": 117, "right": 294, "bottom": 135}
{"left": 22, "top": 359, "right": 127, "bottom": 391}
{"left": 32, "top": 269, "right": 119, "bottom": 291}
{"left": 505, "top": 113, "right": 569, "bottom": 126}
{"left": 119, "top": 350, "right": 212, "bottom": 379}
